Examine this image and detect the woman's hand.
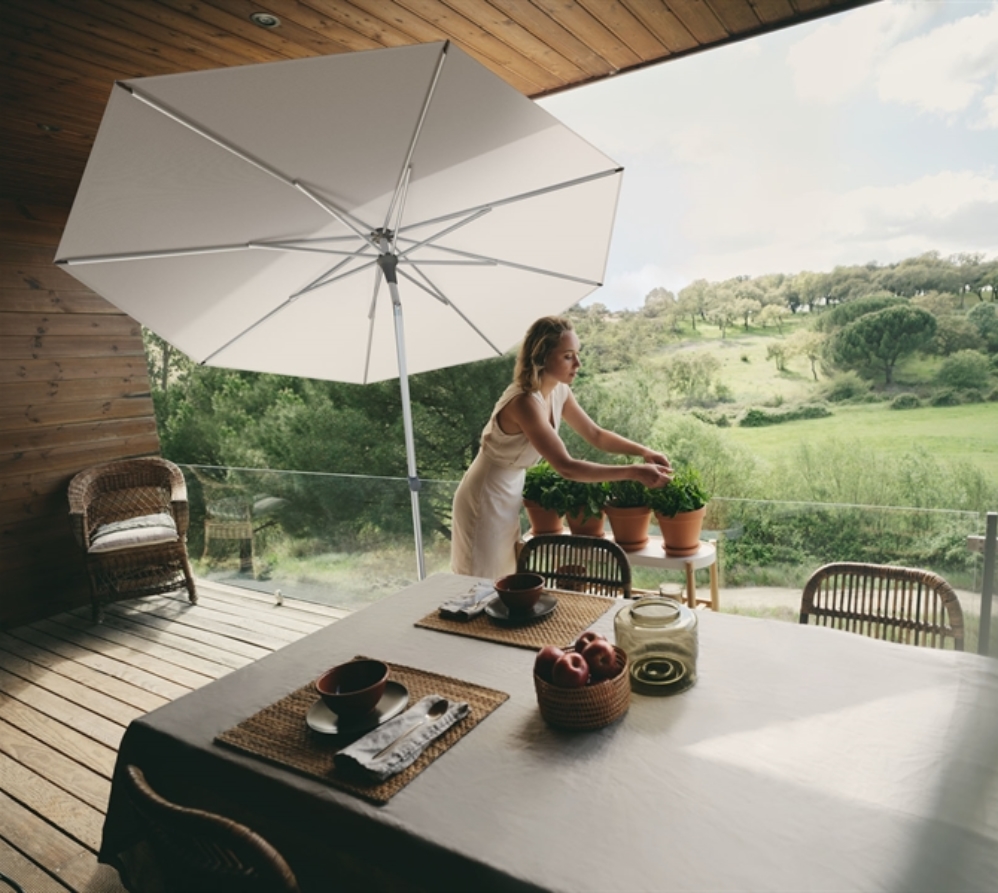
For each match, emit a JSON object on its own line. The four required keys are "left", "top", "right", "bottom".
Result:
{"left": 632, "top": 463, "right": 673, "bottom": 489}
{"left": 642, "top": 450, "right": 673, "bottom": 474}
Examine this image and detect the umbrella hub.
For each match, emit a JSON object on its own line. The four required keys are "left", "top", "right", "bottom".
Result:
{"left": 375, "top": 240, "right": 399, "bottom": 287}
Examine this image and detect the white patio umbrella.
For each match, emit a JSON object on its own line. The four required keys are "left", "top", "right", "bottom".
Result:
{"left": 55, "top": 41, "right": 622, "bottom": 579}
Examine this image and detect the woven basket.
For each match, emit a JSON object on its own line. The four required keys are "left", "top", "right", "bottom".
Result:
{"left": 534, "top": 646, "right": 630, "bottom": 730}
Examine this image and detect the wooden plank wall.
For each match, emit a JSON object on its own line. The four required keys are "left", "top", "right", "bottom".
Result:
{"left": 0, "top": 199, "right": 161, "bottom": 629}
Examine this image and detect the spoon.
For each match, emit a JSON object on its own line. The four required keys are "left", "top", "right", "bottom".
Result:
{"left": 372, "top": 698, "right": 449, "bottom": 760}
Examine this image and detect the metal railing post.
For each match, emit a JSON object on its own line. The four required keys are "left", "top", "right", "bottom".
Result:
{"left": 978, "top": 512, "right": 997, "bottom": 657}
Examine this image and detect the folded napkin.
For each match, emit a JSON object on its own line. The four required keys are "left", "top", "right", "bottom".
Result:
{"left": 439, "top": 582, "right": 496, "bottom": 621}
{"left": 335, "top": 695, "right": 469, "bottom": 783}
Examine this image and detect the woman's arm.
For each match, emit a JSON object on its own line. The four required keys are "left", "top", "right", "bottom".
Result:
{"left": 504, "top": 391, "right": 671, "bottom": 487}
{"left": 561, "top": 392, "right": 671, "bottom": 468}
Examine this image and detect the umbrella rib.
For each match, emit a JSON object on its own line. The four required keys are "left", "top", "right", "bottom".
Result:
{"left": 250, "top": 242, "right": 377, "bottom": 258}
{"left": 124, "top": 83, "right": 295, "bottom": 189}
{"left": 292, "top": 256, "right": 379, "bottom": 298}
{"left": 389, "top": 167, "right": 412, "bottom": 254}
{"left": 202, "top": 257, "right": 379, "bottom": 365}
{"left": 290, "top": 244, "right": 377, "bottom": 298}
{"left": 383, "top": 42, "right": 449, "bottom": 232}
{"left": 411, "top": 243, "right": 602, "bottom": 286}
{"left": 292, "top": 182, "right": 379, "bottom": 249}
{"left": 57, "top": 242, "right": 256, "bottom": 265}
{"left": 123, "top": 82, "right": 379, "bottom": 247}
{"left": 397, "top": 208, "right": 491, "bottom": 260}
{"left": 399, "top": 266, "right": 503, "bottom": 356}
{"left": 363, "top": 268, "right": 384, "bottom": 386}
{"left": 399, "top": 166, "right": 622, "bottom": 234}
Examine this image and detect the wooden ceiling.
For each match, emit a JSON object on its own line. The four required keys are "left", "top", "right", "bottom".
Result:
{"left": 2, "top": 0, "right": 877, "bottom": 210}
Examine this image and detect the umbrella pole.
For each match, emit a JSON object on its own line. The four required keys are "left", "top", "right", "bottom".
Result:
{"left": 379, "top": 254, "right": 426, "bottom": 580}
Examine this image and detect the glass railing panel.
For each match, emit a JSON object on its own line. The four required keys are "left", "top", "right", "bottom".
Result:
{"left": 179, "top": 465, "right": 456, "bottom": 613}
{"left": 179, "top": 465, "right": 990, "bottom": 650}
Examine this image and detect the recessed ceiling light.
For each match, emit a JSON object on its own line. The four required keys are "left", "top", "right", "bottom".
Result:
{"left": 250, "top": 12, "right": 281, "bottom": 29}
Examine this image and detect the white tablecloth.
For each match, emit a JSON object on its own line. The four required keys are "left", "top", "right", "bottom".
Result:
{"left": 102, "top": 573, "right": 998, "bottom": 892}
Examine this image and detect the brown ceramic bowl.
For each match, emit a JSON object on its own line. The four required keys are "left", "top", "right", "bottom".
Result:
{"left": 494, "top": 572, "right": 545, "bottom": 614}
{"left": 315, "top": 659, "right": 389, "bottom": 718}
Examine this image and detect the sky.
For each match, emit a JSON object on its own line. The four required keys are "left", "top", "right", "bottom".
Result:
{"left": 537, "top": 0, "right": 998, "bottom": 311}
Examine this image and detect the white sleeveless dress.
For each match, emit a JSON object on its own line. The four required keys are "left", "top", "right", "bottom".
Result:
{"left": 450, "top": 382, "right": 570, "bottom": 579}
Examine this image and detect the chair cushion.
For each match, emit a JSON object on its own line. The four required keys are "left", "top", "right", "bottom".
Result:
{"left": 89, "top": 512, "right": 178, "bottom": 553}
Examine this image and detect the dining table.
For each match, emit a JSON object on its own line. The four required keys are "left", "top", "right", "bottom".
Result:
{"left": 100, "top": 572, "right": 998, "bottom": 892}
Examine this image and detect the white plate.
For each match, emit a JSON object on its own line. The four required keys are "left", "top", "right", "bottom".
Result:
{"left": 306, "top": 680, "right": 409, "bottom": 735}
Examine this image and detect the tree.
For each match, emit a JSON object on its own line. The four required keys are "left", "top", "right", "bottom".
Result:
{"left": 831, "top": 305, "right": 937, "bottom": 385}
{"left": 663, "top": 351, "right": 721, "bottom": 405}
{"left": 731, "top": 297, "right": 762, "bottom": 331}
{"left": 677, "top": 279, "right": 712, "bottom": 331}
{"left": 706, "top": 299, "right": 737, "bottom": 339}
{"left": 967, "top": 303, "right": 998, "bottom": 352}
{"left": 756, "top": 304, "right": 789, "bottom": 333}
{"left": 787, "top": 330, "right": 826, "bottom": 381}
{"left": 766, "top": 343, "right": 789, "bottom": 372}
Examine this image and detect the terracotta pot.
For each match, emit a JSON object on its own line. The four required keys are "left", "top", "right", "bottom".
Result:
{"left": 522, "top": 499, "right": 563, "bottom": 536}
{"left": 655, "top": 506, "right": 707, "bottom": 557}
{"left": 565, "top": 508, "right": 605, "bottom": 538}
{"left": 604, "top": 504, "right": 652, "bottom": 552}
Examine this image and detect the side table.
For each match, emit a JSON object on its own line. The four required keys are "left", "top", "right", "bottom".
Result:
{"left": 618, "top": 537, "right": 719, "bottom": 610}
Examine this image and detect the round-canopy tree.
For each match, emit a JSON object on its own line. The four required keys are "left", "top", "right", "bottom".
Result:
{"left": 831, "top": 305, "right": 937, "bottom": 385}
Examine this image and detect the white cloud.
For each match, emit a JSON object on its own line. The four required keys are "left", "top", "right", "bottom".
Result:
{"left": 675, "top": 169, "right": 998, "bottom": 282}
{"left": 787, "top": 0, "right": 931, "bottom": 103}
{"left": 877, "top": 5, "right": 998, "bottom": 119}
{"left": 980, "top": 88, "right": 998, "bottom": 129}
{"left": 594, "top": 263, "right": 675, "bottom": 311}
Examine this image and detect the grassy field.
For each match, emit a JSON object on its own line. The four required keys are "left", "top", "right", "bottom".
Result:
{"left": 644, "top": 321, "right": 998, "bottom": 478}
{"left": 724, "top": 401, "right": 998, "bottom": 477}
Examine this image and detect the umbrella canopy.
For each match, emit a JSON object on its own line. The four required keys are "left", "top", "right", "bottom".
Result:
{"left": 56, "top": 41, "right": 623, "bottom": 577}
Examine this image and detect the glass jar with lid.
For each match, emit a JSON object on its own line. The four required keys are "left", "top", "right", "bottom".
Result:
{"left": 614, "top": 596, "right": 698, "bottom": 695}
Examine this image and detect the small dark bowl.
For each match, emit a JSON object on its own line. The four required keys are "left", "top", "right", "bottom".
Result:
{"left": 315, "top": 659, "right": 389, "bottom": 718}
{"left": 494, "top": 572, "right": 545, "bottom": 614}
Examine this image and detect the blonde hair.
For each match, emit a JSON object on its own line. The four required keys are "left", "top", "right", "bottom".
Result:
{"left": 513, "top": 316, "right": 575, "bottom": 393}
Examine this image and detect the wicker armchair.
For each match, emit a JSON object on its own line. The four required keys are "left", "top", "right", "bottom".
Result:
{"left": 68, "top": 457, "right": 196, "bottom": 622}
{"left": 123, "top": 765, "right": 300, "bottom": 893}
{"left": 800, "top": 562, "right": 964, "bottom": 651}
{"left": 517, "top": 534, "right": 632, "bottom": 598}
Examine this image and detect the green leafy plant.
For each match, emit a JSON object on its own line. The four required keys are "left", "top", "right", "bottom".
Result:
{"left": 522, "top": 461, "right": 565, "bottom": 513}
{"left": 647, "top": 466, "right": 710, "bottom": 517}
{"left": 560, "top": 478, "right": 609, "bottom": 522}
{"left": 605, "top": 476, "right": 650, "bottom": 509}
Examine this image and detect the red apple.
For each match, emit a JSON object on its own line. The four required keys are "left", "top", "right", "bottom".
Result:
{"left": 534, "top": 645, "right": 565, "bottom": 683}
{"left": 551, "top": 651, "right": 590, "bottom": 688}
{"left": 581, "top": 639, "right": 618, "bottom": 680}
{"left": 575, "top": 630, "right": 604, "bottom": 652}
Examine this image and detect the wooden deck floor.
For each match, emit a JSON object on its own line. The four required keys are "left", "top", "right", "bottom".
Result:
{"left": 0, "top": 581, "right": 348, "bottom": 893}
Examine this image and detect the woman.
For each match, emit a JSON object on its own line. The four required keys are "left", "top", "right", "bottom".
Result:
{"left": 451, "top": 316, "right": 672, "bottom": 579}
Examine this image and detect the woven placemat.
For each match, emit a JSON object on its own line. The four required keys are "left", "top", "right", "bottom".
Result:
{"left": 415, "top": 590, "right": 618, "bottom": 650}
{"left": 214, "top": 658, "right": 508, "bottom": 805}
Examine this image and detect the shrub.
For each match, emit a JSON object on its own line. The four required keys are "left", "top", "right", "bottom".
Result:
{"left": 962, "top": 388, "right": 985, "bottom": 403}
{"left": 819, "top": 371, "right": 867, "bottom": 403}
{"left": 890, "top": 393, "right": 921, "bottom": 410}
{"left": 930, "top": 388, "right": 961, "bottom": 407}
{"left": 739, "top": 405, "right": 832, "bottom": 427}
{"left": 989, "top": 388, "right": 998, "bottom": 402}
{"left": 936, "top": 349, "right": 992, "bottom": 390}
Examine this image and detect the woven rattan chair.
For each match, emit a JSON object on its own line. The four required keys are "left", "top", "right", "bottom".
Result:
{"left": 68, "top": 457, "right": 196, "bottom": 622}
{"left": 517, "top": 534, "right": 632, "bottom": 598}
{"left": 123, "top": 765, "right": 300, "bottom": 893}
{"left": 800, "top": 562, "right": 965, "bottom": 651}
